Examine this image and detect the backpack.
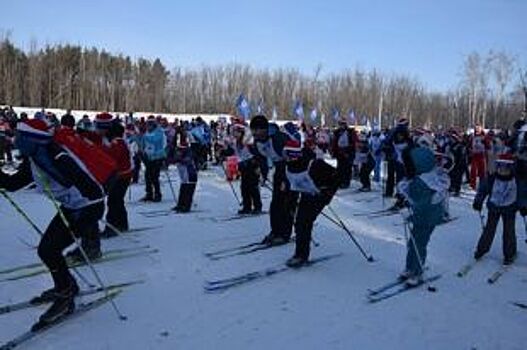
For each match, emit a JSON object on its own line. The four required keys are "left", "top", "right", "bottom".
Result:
{"left": 53, "top": 128, "right": 117, "bottom": 192}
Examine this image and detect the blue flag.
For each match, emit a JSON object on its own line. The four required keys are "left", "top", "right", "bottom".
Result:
{"left": 310, "top": 107, "right": 318, "bottom": 123}
{"left": 332, "top": 107, "right": 340, "bottom": 121}
{"left": 348, "top": 109, "right": 356, "bottom": 124}
{"left": 236, "top": 94, "right": 251, "bottom": 121}
{"left": 294, "top": 101, "right": 304, "bottom": 121}
{"left": 256, "top": 98, "right": 264, "bottom": 114}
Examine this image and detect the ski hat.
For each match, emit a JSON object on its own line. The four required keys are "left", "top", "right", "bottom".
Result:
{"left": 283, "top": 138, "right": 302, "bottom": 159}
{"left": 410, "top": 147, "right": 435, "bottom": 175}
{"left": 397, "top": 118, "right": 409, "bottom": 128}
{"left": 249, "top": 115, "right": 269, "bottom": 130}
{"left": 146, "top": 115, "right": 157, "bottom": 124}
{"left": 495, "top": 153, "right": 515, "bottom": 166}
{"left": 16, "top": 119, "right": 53, "bottom": 144}
{"left": 34, "top": 111, "right": 47, "bottom": 121}
{"left": 60, "top": 114, "right": 76, "bottom": 128}
{"left": 416, "top": 133, "right": 435, "bottom": 149}
{"left": 232, "top": 119, "right": 246, "bottom": 132}
{"left": 283, "top": 121, "right": 301, "bottom": 141}
{"left": 95, "top": 112, "right": 114, "bottom": 129}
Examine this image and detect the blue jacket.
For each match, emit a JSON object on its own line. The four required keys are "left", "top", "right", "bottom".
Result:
{"left": 141, "top": 127, "right": 167, "bottom": 161}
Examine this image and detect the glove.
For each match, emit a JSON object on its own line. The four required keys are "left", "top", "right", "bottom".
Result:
{"left": 472, "top": 202, "right": 482, "bottom": 212}
{"left": 520, "top": 207, "right": 527, "bottom": 217}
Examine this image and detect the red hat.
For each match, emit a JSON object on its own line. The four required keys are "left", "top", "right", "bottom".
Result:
{"left": 16, "top": 119, "right": 53, "bottom": 143}
{"left": 283, "top": 139, "right": 302, "bottom": 159}
{"left": 496, "top": 153, "right": 515, "bottom": 166}
{"left": 95, "top": 112, "right": 114, "bottom": 129}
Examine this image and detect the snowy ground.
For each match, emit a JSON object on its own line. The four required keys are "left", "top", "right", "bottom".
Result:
{"left": 1, "top": 165, "right": 526, "bottom": 350}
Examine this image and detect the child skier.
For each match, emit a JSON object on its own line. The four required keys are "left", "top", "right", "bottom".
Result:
{"left": 282, "top": 136, "right": 339, "bottom": 267}
{"left": 172, "top": 135, "right": 198, "bottom": 212}
{"left": 472, "top": 153, "right": 521, "bottom": 265}
{"left": 397, "top": 146, "right": 450, "bottom": 285}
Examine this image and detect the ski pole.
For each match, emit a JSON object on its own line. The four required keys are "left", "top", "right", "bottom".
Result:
{"left": 35, "top": 169, "right": 127, "bottom": 321}
{"left": 381, "top": 160, "right": 385, "bottom": 209}
{"left": 325, "top": 205, "right": 375, "bottom": 262}
{"left": 0, "top": 189, "right": 43, "bottom": 236}
{"left": 164, "top": 168, "right": 178, "bottom": 204}
{"left": 402, "top": 214, "right": 436, "bottom": 292}
{"left": 0, "top": 189, "right": 94, "bottom": 288}
{"left": 522, "top": 216, "right": 527, "bottom": 244}
{"left": 478, "top": 211, "right": 486, "bottom": 232}
{"left": 219, "top": 160, "right": 242, "bottom": 207}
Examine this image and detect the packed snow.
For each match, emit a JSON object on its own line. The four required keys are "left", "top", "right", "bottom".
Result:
{"left": 0, "top": 165, "right": 526, "bottom": 350}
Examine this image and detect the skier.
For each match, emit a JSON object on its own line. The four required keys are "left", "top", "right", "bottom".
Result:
{"left": 397, "top": 146, "right": 450, "bottom": 285}
{"left": 223, "top": 120, "right": 263, "bottom": 214}
{"left": 250, "top": 115, "right": 297, "bottom": 246}
{"left": 385, "top": 119, "right": 413, "bottom": 208}
{"left": 98, "top": 117, "right": 133, "bottom": 237}
{"left": 140, "top": 116, "right": 167, "bottom": 202}
{"left": 331, "top": 119, "right": 356, "bottom": 189}
{"left": 172, "top": 135, "right": 198, "bottom": 212}
{"left": 282, "top": 137, "right": 339, "bottom": 267}
{"left": 369, "top": 129, "right": 384, "bottom": 183}
{"left": 469, "top": 124, "right": 488, "bottom": 190}
{"left": 0, "top": 119, "right": 106, "bottom": 328}
{"left": 472, "top": 153, "right": 522, "bottom": 265}
{"left": 447, "top": 130, "right": 467, "bottom": 197}
{"left": 355, "top": 131, "right": 375, "bottom": 191}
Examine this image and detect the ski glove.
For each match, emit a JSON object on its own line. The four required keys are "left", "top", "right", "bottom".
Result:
{"left": 520, "top": 207, "right": 527, "bottom": 217}
{"left": 472, "top": 201, "right": 483, "bottom": 212}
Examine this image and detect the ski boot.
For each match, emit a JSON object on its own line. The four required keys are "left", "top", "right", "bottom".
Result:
{"left": 31, "top": 283, "right": 78, "bottom": 331}
{"left": 286, "top": 256, "right": 308, "bottom": 268}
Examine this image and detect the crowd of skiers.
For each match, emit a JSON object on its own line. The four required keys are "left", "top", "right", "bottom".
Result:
{"left": 0, "top": 106, "right": 526, "bottom": 328}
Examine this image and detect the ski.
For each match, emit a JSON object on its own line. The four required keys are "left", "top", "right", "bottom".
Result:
{"left": 124, "top": 225, "right": 163, "bottom": 234}
{"left": 0, "top": 245, "right": 152, "bottom": 276}
{"left": 394, "top": 217, "right": 458, "bottom": 227}
{"left": 140, "top": 209, "right": 207, "bottom": 218}
{"left": 0, "top": 280, "right": 143, "bottom": 317}
{"left": 487, "top": 265, "right": 511, "bottom": 284}
{"left": 208, "top": 211, "right": 269, "bottom": 222}
{"left": 456, "top": 259, "right": 478, "bottom": 277}
{"left": 204, "top": 253, "right": 343, "bottom": 292}
{"left": 367, "top": 274, "right": 442, "bottom": 303}
{"left": 0, "top": 289, "right": 123, "bottom": 350}
{"left": 353, "top": 207, "right": 400, "bottom": 218}
{"left": 204, "top": 241, "right": 265, "bottom": 258}
{"left": 207, "top": 242, "right": 286, "bottom": 261}
{"left": 367, "top": 278, "right": 406, "bottom": 296}
{"left": 510, "top": 301, "right": 527, "bottom": 310}
{"left": 0, "top": 248, "right": 158, "bottom": 283}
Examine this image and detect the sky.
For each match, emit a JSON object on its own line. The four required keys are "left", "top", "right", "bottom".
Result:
{"left": 3, "top": 0, "right": 526, "bottom": 92}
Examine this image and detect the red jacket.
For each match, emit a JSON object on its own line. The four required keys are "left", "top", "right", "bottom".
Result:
{"left": 105, "top": 138, "right": 133, "bottom": 180}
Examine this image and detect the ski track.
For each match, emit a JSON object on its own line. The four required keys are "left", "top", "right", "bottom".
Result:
{"left": 0, "top": 166, "right": 526, "bottom": 350}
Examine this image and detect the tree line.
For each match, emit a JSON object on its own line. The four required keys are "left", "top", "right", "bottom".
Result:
{"left": 0, "top": 34, "right": 525, "bottom": 129}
